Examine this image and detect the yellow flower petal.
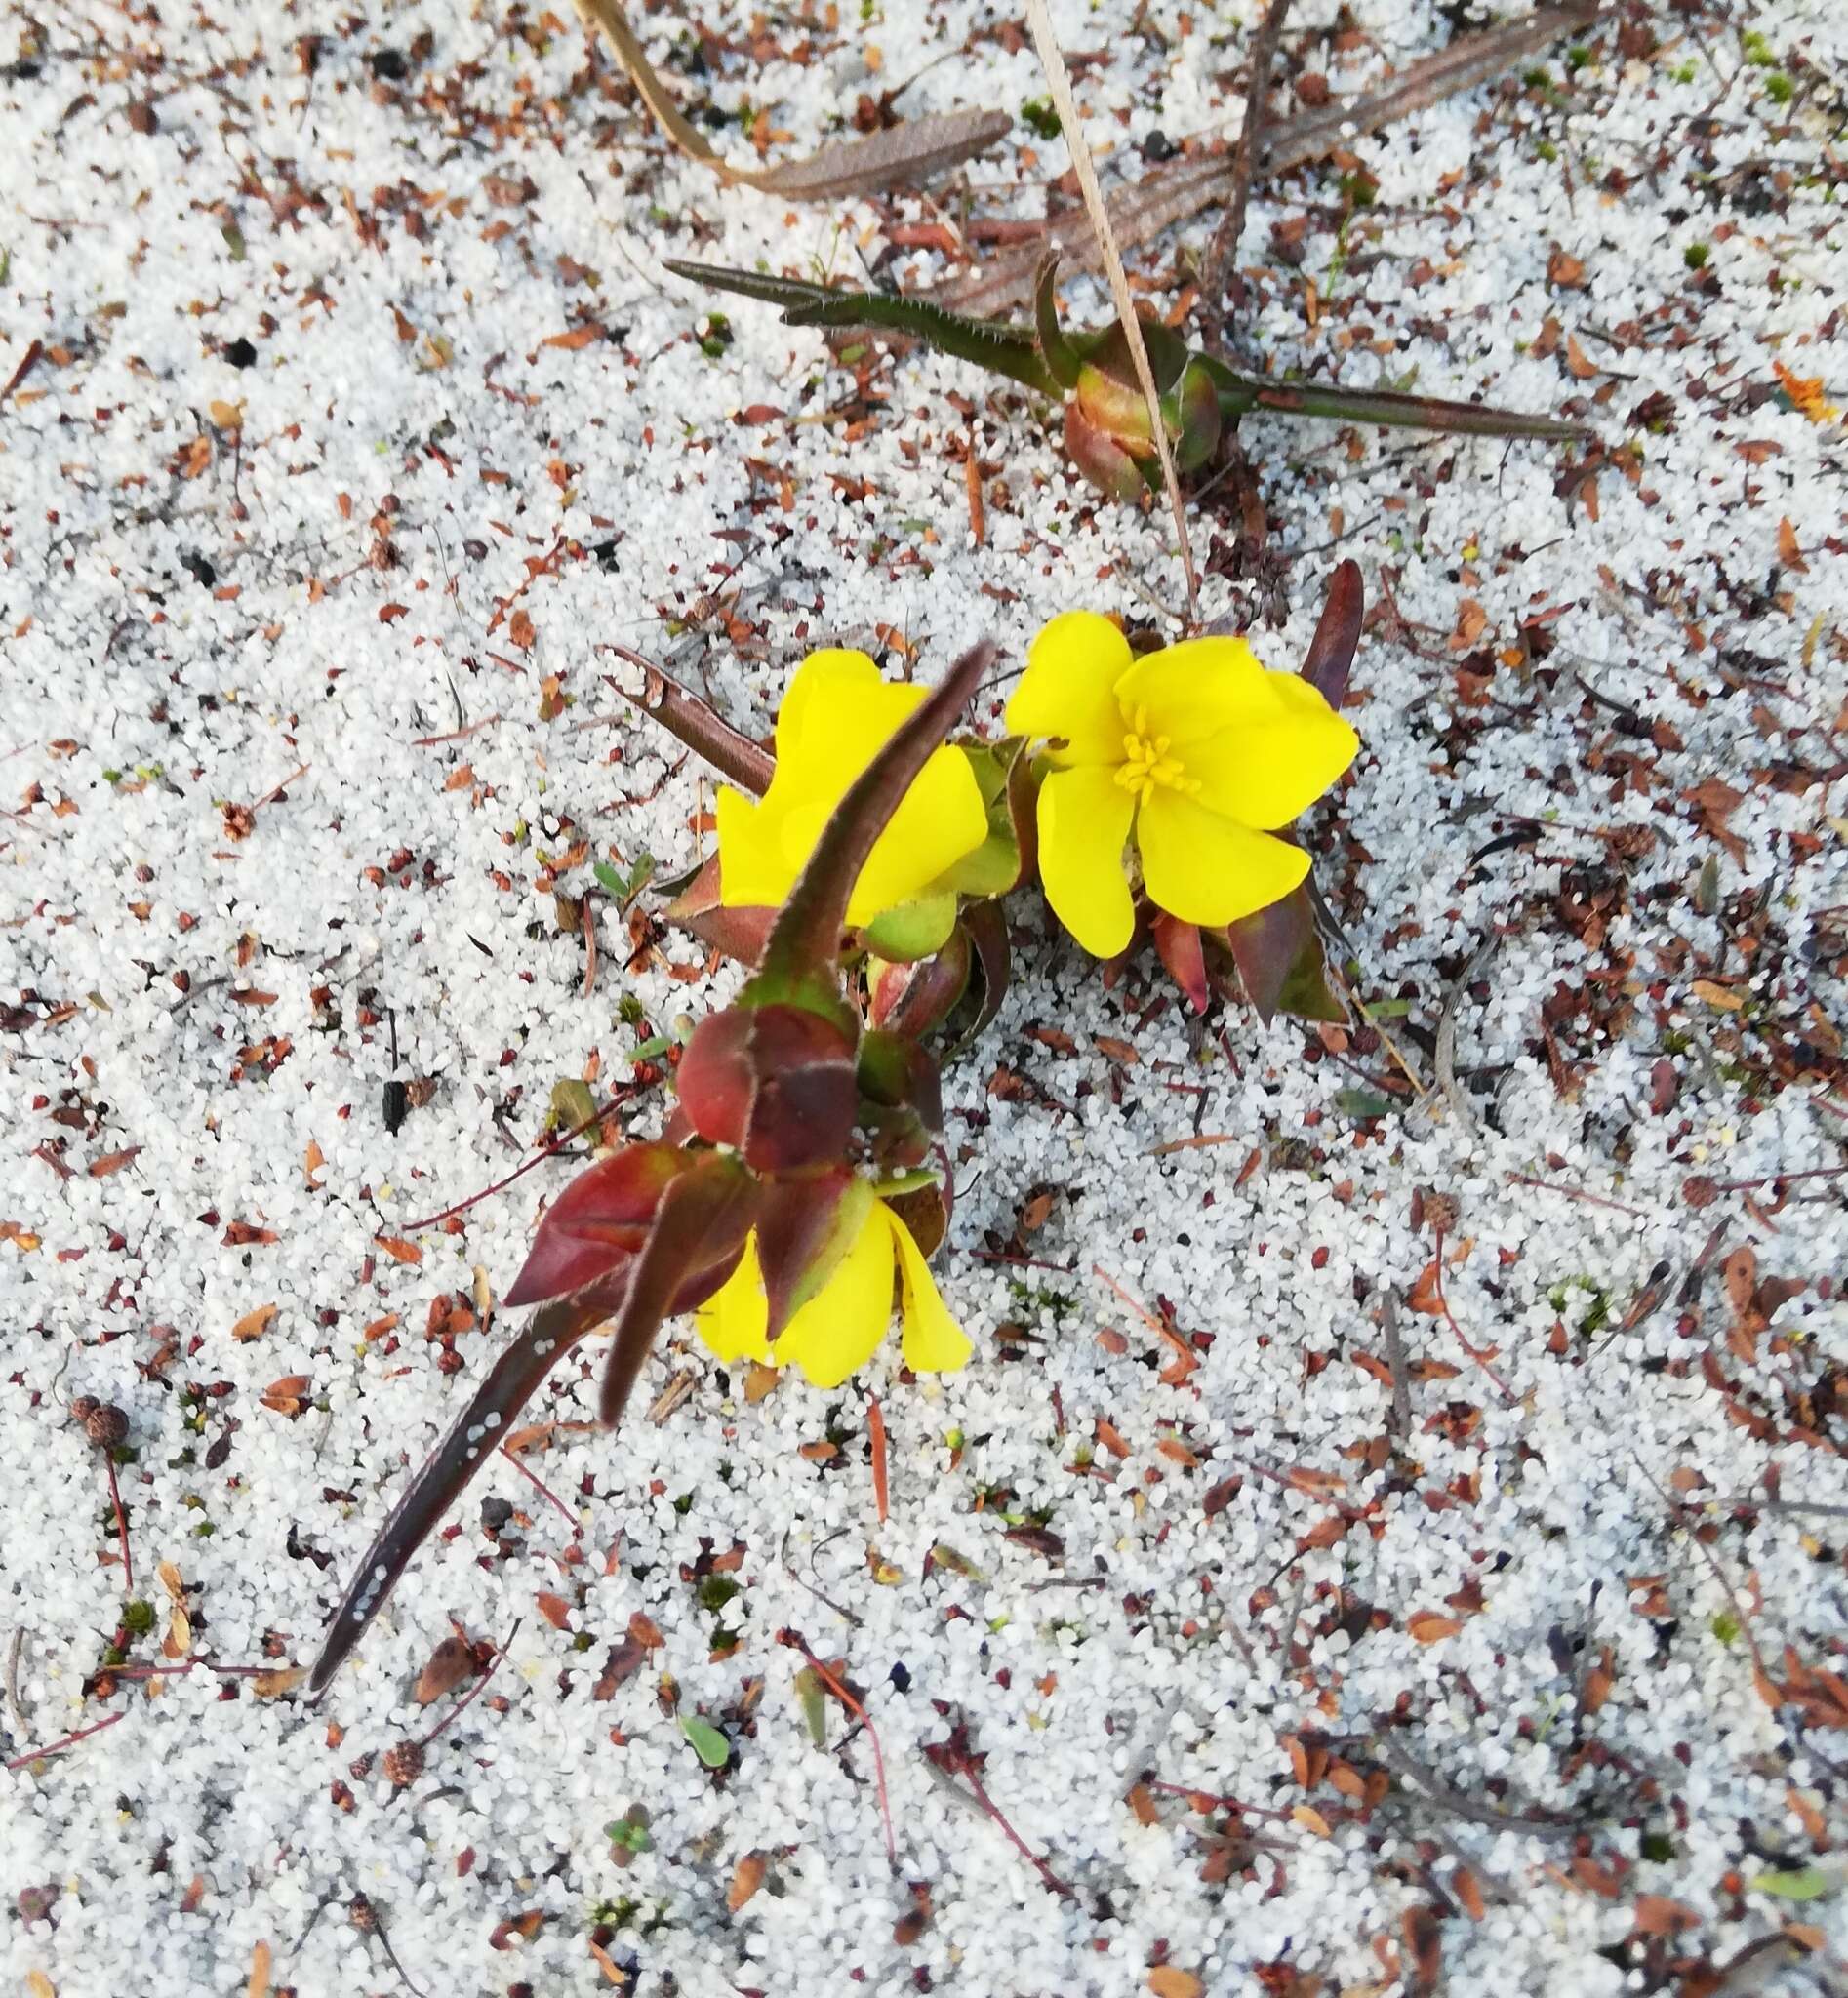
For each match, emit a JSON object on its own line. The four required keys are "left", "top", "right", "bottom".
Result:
{"left": 1036, "top": 764, "right": 1137, "bottom": 958}
{"left": 890, "top": 1208, "right": 973, "bottom": 1374}
{"left": 770, "top": 1202, "right": 897, "bottom": 1389}
{"left": 1185, "top": 684, "right": 1358, "bottom": 830}
{"left": 1112, "top": 636, "right": 1273, "bottom": 745}
{"left": 716, "top": 650, "right": 986, "bottom": 923}
{"left": 1005, "top": 612, "right": 1131, "bottom": 767}
{"left": 1136, "top": 791, "right": 1309, "bottom": 927}
{"left": 694, "top": 1236, "right": 773, "bottom": 1366}
{"left": 843, "top": 745, "right": 986, "bottom": 929}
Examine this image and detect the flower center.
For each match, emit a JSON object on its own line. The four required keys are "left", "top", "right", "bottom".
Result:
{"left": 1114, "top": 704, "right": 1199, "bottom": 806}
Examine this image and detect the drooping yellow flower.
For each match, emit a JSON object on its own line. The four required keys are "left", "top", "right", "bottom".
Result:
{"left": 696, "top": 1194, "right": 972, "bottom": 1389}
{"left": 716, "top": 649, "right": 988, "bottom": 929}
{"left": 1004, "top": 613, "right": 1359, "bottom": 958}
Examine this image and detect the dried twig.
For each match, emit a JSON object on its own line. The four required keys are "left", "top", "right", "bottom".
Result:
{"left": 1024, "top": 0, "right": 1197, "bottom": 619}
{"left": 1380, "top": 1286, "right": 1413, "bottom": 1439}
{"left": 943, "top": 5, "right": 1604, "bottom": 315}
{"left": 866, "top": 1395, "right": 890, "bottom": 1526}
{"left": 1432, "top": 933, "right": 1500, "bottom": 1136}
{"left": 782, "top": 1629, "right": 897, "bottom": 1869}
{"left": 5, "top": 1706, "right": 127, "bottom": 1774}
{"left": 1204, "top": 0, "right": 1294, "bottom": 345}
{"left": 1371, "top": 1733, "right": 1583, "bottom": 1838}
{"left": 574, "top": 0, "right": 1006, "bottom": 197}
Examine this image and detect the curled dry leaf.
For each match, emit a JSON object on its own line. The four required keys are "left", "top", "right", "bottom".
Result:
{"left": 414, "top": 1635, "right": 477, "bottom": 1706}
{"left": 727, "top": 1851, "right": 768, "bottom": 1912}
{"left": 230, "top": 1302, "right": 278, "bottom": 1342}
{"left": 251, "top": 1666, "right": 307, "bottom": 1699}
{"left": 1406, "top": 1610, "right": 1463, "bottom": 1644}
{"left": 1147, "top": 1970, "right": 1205, "bottom": 1998}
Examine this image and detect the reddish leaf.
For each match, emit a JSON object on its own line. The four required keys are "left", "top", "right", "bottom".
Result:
{"left": 752, "top": 1166, "right": 864, "bottom": 1344}
{"left": 676, "top": 1004, "right": 859, "bottom": 1173}
{"left": 1150, "top": 913, "right": 1209, "bottom": 1014}
{"left": 502, "top": 1141, "right": 690, "bottom": 1308}
{"left": 414, "top": 1636, "right": 476, "bottom": 1705}
{"left": 1299, "top": 559, "right": 1364, "bottom": 710}
{"left": 665, "top": 852, "right": 776, "bottom": 966}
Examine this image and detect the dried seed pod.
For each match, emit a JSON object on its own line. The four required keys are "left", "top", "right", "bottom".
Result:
{"left": 70, "top": 1394, "right": 100, "bottom": 1426}
{"left": 1423, "top": 1191, "right": 1460, "bottom": 1236}
{"left": 382, "top": 1740, "right": 425, "bottom": 1789}
{"left": 84, "top": 1404, "right": 129, "bottom": 1450}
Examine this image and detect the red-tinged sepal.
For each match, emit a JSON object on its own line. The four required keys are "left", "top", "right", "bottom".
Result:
{"left": 1214, "top": 883, "right": 1341, "bottom": 1025}
{"left": 502, "top": 1142, "right": 692, "bottom": 1308}
{"left": 1300, "top": 558, "right": 1363, "bottom": 711}
{"left": 664, "top": 852, "right": 776, "bottom": 968}
{"left": 676, "top": 1003, "right": 860, "bottom": 1174}
{"left": 867, "top": 925, "right": 973, "bottom": 1038}
{"left": 1150, "top": 911, "right": 1209, "bottom": 1015}
{"left": 856, "top": 1028, "right": 944, "bottom": 1170}
{"left": 954, "top": 899, "right": 1012, "bottom": 1051}
{"left": 752, "top": 1168, "right": 876, "bottom": 1344}
{"left": 878, "top": 1167, "right": 951, "bottom": 1261}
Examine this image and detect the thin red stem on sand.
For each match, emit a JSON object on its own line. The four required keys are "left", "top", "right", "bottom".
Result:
{"left": 1505, "top": 1174, "right": 1650, "bottom": 1218}
{"left": 499, "top": 1444, "right": 580, "bottom": 1532}
{"left": 399, "top": 1096, "right": 632, "bottom": 1231}
{"left": 101, "top": 1457, "right": 133, "bottom": 1593}
{"left": 6, "top": 1708, "right": 126, "bottom": 1773}
{"left": 1430, "top": 1226, "right": 1518, "bottom": 1404}
{"left": 866, "top": 1396, "right": 889, "bottom": 1527}
{"left": 783, "top": 1631, "right": 897, "bottom": 1870}
{"left": 957, "top": 1757, "right": 1075, "bottom": 1900}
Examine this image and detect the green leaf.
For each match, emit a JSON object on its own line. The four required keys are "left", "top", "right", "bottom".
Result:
{"left": 792, "top": 1665, "right": 827, "bottom": 1746}
{"left": 595, "top": 852, "right": 657, "bottom": 906}
{"left": 1749, "top": 1867, "right": 1838, "bottom": 1901}
{"left": 1361, "top": 997, "right": 1413, "bottom": 1019}
{"left": 1335, "top": 1089, "right": 1396, "bottom": 1121}
{"left": 680, "top": 1714, "right": 731, "bottom": 1769}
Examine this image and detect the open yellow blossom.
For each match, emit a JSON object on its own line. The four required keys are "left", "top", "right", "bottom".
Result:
{"left": 1004, "top": 613, "right": 1359, "bottom": 958}
{"left": 696, "top": 1195, "right": 972, "bottom": 1389}
{"left": 716, "top": 649, "right": 988, "bottom": 930}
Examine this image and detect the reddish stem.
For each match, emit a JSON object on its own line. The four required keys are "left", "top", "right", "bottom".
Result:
{"left": 101, "top": 1456, "right": 133, "bottom": 1593}
{"left": 1505, "top": 1174, "right": 1650, "bottom": 1218}
{"left": 6, "top": 1708, "right": 126, "bottom": 1772}
{"left": 1430, "top": 1228, "right": 1517, "bottom": 1404}
{"left": 866, "top": 1396, "right": 890, "bottom": 1527}
{"left": 399, "top": 1096, "right": 633, "bottom": 1231}
{"left": 957, "top": 1758, "right": 1075, "bottom": 1900}
{"left": 499, "top": 1444, "right": 580, "bottom": 1532}
{"left": 783, "top": 1633, "right": 897, "bottom": 1870}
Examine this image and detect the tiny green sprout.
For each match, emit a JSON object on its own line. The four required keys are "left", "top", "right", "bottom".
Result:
{"left": 1763, "top": 73, "right": 1793, "bottom": 104}
{"left": 1565, "top": 44, "right": 1592, "bottom": 70}
{"left": 1640, "top": 1832, "right": 1676, "bottom": 1862}
{"left": 697, "top": 1574, "right": 743, "bottom": 1615}
{"left": 1710, "top": 1610, "right": 1742, "bottom": 1647}
{"left": 1534, "top": 140, "right": 1559, "bottom": 163}
{"left": 1684, "top": 242, "right": 1710, "bottom": 270}
{"left": 0, "top": 246, "right": 10, "bottom": 283}
{"left": 1521, "top": 65, "right": 1551, "bottom": 88}
{"left": 617, "top": 992, "right": 647, "bottom": 1028}
{"left": 123, "top": 1599, "right": 156, "bottom": 1636}
{"left": 102, "top": 769, "right": 123, "bottom": 784}
{"left": 1741, "top": 30, "right": 1775, "bottom": 66}
{"left": 1671, "top": 60, "right": 1698, "bottom": 83}
{"left": 1020, "top": 98, "right": 1061, "bottom": 141}
{"left": 697, "top": 312, "right": 733, "bottom": 360}
{"left": 192, "top": 1519, "right": 217, "bottom": 1538}
{"left": 672, "top": 1491, "right": 695, "bottom": 1516}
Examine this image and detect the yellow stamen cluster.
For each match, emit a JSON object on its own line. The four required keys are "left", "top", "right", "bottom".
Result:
{"left": 1114, "top": 703, "right": 1198, "bottom": 806}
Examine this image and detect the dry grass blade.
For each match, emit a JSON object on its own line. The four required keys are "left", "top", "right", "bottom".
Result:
{"left": 1203, "top": 0, "right": 1294, "bottom": 344}
{"left": 943, "top": 3, "right": 1602, "bottom": 315}
{"left": 573, "top": 0, "right": 1006, "bottom": 197}
{"left": 1022, "top": 0, "right": 1197, "bottom": 620}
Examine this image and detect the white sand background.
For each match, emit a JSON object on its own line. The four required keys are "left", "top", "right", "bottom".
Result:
{"left": 4, "top": 0, "right": 1847, "bottom": 1992}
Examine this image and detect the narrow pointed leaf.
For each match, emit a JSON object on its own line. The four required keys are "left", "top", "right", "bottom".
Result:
{"left": 1228, "top": 369, "right": 1587, "bottom": 442}
{"left": 1032, "top": 255, "right": 1082, "bottom": 389}
{"left": 1300, "top": 559, "right": 1364, "bottom": 711}
{"left": 663, "top": 260, "right": 1062, "bottom": 396}
{"left": 621, "top": 659, "right": 773, "bottom": 794}
{"left": 748, "top": 640, "right": 994, "bottom": 1002}
{"left": 308, "top": 1293, "right": 611, "bottom": 1695}
{"left": 595, "top": 1152, "right": 759, "bottom": 1425}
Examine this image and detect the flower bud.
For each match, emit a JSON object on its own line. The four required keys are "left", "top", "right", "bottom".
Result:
{"left": 866, "top": 925, "right": 972, "bottom": 1039}
{"left": 675, "top": 1002, "right": 858, "bottom": 1174}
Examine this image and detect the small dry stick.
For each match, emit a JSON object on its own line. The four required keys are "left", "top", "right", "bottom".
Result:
{"left": 498, "top": 1444, "right": 579, "bottom": 1531}
{"left": 1428, "top": 1223, "right": 1517, "bottom": 1403}
{"left": 783, "top": 1630, "right": 897, "bottom": 1869}
{"left": 5, "top": 1706, "right": 127, "bottom": 1773}
{"left": 1371, "top": 1733, "right": 1582, "bottom": 1838}
{"left": 1380, "top": 1286, "right": 1413, "bottom": 1439}
{"left": 398, "top": 1093, "right": 632, "bottom": 1230}
{"left": 1024, "top": 0, "right": 1197, "bottom": 620}
{"left": 1204, "top": 0, "right": 1295, "bottom": 344}
{"left": 932, "top": 1739, "right": 1076, "bottom": 1899}
{"left": 866, "top": 1395, "right": 890, "bottom": 1526}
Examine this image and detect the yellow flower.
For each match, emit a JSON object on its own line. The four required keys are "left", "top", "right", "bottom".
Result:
{"left": 1004, "top": 613, "right": 1358, "bottom": 958}
{"left": 696, "top": 1193, "right": 972, "bottom": 1389}
{"left": 716, "top": 649, "right": 988, "bottom": 929}
{"left": 1774, "top": 360, "right": 1840, "bottom": 424}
